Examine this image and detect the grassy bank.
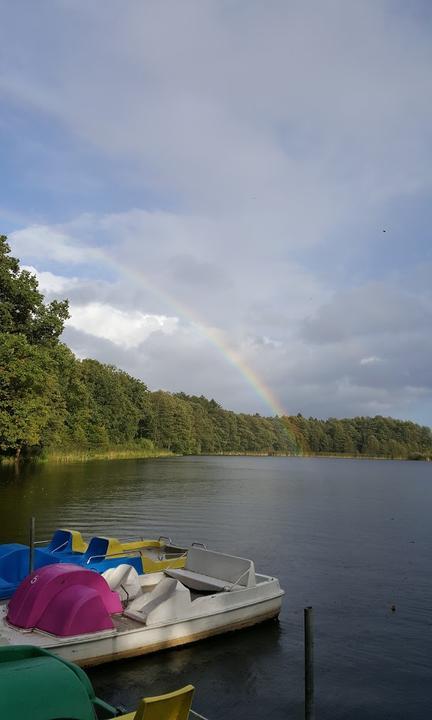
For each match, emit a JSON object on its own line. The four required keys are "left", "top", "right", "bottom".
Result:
{"left": 199, "top": 450, "right": 430, "bottom": 460}
{"left": 0, "top": 441, "right": 174, "bottom": 464}
{"left": 44, "top": 447, "right": 174, "bottom": 463}
{"left": 299, "top": 451, "right": 430, "bottom": 461}
{"left": 2, "top": 448, "right": 429, "bottom": 465}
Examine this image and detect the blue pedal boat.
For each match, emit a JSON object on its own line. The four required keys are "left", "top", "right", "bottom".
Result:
{"left": 0, "top": 529, "right": 187, "bottom": 600}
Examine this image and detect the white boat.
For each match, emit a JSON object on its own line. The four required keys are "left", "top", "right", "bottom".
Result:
{"left": 0, "top": 546, "right": 284, "bottom": 667}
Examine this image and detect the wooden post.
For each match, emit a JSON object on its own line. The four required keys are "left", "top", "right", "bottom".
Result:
{"left": 304, "top": 606, "right": 315, "bottom": 720}
{"left": 29, "top": 516, "right": 35, "bottom": 574}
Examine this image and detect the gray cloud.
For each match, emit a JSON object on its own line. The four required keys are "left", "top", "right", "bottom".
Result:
{"left": 302, "top": 284, "right": 432, "bottom": 344}
{"left": 3, "top": 1, "right": 432, "bottom": 214}
{"left": 3, "top": 2, "right": 432, "bottom": 422}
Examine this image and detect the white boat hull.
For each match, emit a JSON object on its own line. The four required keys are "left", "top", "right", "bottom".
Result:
{"left": 0, "top": 588, "right": 283, "bottom": 667}
{"left": 63, "top": 593, "right": 282, "bottom": 666}
{"left": 0, "top": 546, "right": 285, "bottom": 667}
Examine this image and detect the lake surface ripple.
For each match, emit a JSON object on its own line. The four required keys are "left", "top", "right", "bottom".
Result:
{"left": 0, "top": 456, "right": 431, "bottom": 719}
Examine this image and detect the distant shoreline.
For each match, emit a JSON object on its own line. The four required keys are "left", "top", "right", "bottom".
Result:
{"left": 1, "top": 448, "right": 429, "bottom": 465}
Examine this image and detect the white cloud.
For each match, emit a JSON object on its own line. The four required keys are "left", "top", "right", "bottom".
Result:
{"left": 10, "top": 226, "right": 100, "bottom": 265}
{"left": 66, "top": 302, "right": 179, "bottom": 349}
{"left": 360, "top": 356, "right": 383, "bottom": 366}
{"left": 22, "top": 266, "right": 79, "bottom": 294}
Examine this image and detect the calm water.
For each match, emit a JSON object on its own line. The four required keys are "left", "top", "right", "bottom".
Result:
{"left": 0, "top": 456, "right": 431, "bottom": 719}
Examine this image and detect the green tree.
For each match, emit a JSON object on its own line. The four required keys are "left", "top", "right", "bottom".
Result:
{"left": 0, "top": 334, "right": 63, "bottom": 458}
{"left": 0, "top": 236, "right": 69, "bottom": 344}
{"left": 150, "top": 391, "right": 196, "bottom": 454}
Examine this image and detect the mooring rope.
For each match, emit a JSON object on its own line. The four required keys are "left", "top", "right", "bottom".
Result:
{"left": 190, "top": 710, "right": 211, "bottom": 720}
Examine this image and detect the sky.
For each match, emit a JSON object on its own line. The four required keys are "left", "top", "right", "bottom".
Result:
{"left": 1, "top": 1, "right": 432, "bottom": 424}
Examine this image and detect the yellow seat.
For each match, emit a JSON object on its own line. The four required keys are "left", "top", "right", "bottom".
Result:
{"left": 67, "top": 529, "right": 88, "bottom": 553}
{"left": 118, "top": 685, "right": 194, "bottom": 720}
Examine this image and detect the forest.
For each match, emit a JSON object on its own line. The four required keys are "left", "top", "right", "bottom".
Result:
{"left": 1, "top": 235, "right": 431, "bottom": 462}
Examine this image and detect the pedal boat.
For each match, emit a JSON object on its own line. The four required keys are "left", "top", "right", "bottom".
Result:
{"left": 0, "top": 529, "right": 187, "bottom": 600}
{"left": 0, "top": 645, "right": 205, "bottom": 719}
{"left": 0, "top": 546, "right": 284, "bottom": 667}
{"left": 0, "top": 644, "right": 117, "bottom": 719}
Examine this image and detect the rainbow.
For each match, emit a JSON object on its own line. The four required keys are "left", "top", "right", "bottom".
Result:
{"left": 86, "top": 248, "right": 286, "bottom": 417}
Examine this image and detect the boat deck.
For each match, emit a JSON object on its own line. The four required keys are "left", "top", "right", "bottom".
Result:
{"left": 0, "top": 603, "right": 146, "bottom": 647}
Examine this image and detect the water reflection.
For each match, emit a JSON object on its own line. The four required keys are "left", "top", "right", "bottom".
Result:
{"left": 89, "top": 620, "right": 286, "bottom": 719}
{"left": 1, "top": 456, "right": 432, "bottom": 719}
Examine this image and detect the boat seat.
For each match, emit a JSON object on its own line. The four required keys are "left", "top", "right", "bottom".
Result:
{"left": 118, "top": 685, "right": 194, "bottom": 720}
{"left": 102, "top": 564, "right": 141, "bottom": 601}
{"left": 124, "top": 577, "right": 191, "bottom": 625}
{"left": 45, "top": 529, "right": 74, "bottom": 554}
{"left": 0, "top": 543, "right": 28, "bottom": 561}
{"left": 82, "top": 537, "right": 110, "bottom": 564}
{"left": 42, "top": 529, "right": 88, "bottom": 555}
{"left": 165, "top": 546, "right": 256, "bottom": 591}
{"left": 164, "top": 568, "right": 228, "bottom": 593}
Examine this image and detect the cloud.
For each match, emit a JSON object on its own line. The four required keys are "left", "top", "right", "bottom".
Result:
{"left": 66, "top": 302, "right": 178, "bottom": 350}
{"left": 10, "top": 225, "right": 99, "bottom": 266}
{"left": 9, "top": 205, "right": 432, "bottom": 422}
{"left": 22, "top": 266, "right": 80, "bottom": 294}
{"left": 302, "top": 284, "right": 432, "bottom": 344}
{"left": 2, "top": 2, "right": 432, "bottom": 422}
{"left": 3, "top": 1, "right": 432, "bottom": 220}
{"left": 360, "top": 356, "right": 382, "bottom": 366}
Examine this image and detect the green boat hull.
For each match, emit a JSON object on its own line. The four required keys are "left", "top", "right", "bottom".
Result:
{"left": 0, "top": 645, "right": 117, "bottom": 719}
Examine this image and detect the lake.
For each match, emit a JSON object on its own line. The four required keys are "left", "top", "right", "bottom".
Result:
{"left": 0, "top": 455, "right": 431, "bottom": 719}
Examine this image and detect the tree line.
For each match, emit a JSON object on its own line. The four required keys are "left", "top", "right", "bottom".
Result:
{"left": 1, "top": 235, "right": 431, "bottom": 462}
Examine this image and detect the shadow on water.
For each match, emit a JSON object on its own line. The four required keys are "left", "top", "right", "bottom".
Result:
{"left": 89, "top": 619, "right": 294, "bottom": 720}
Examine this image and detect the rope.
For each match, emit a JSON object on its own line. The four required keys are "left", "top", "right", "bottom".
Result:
{"left": 190, "top": 710, "right": 210, "bottom": 720}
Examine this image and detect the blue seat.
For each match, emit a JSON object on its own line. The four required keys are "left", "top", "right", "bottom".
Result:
{"left": 0, "top": 543, "right": 27, "bottom": 561}
{"left": 0, "top": 531, "right": 143, "bottom": 599}
{"left": 82, "top": 537, "right": 142, "bottom": 574}
{"left": 0, "top": 548, "right": 58, "bottom": 599}
{"left": 82, "top": 537, "right": 110, "bottom": 565}
{"left": 46, "top": 529, "right": 74, "bottom": 553}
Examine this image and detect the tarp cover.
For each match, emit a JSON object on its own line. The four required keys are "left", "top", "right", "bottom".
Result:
{"left": 7, "top": 563, "right": 122, "bottom": 636}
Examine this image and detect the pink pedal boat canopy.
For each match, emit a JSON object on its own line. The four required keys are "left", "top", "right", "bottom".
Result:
{"left": 7, "top": 564, "right": 122, "bottom": 637}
